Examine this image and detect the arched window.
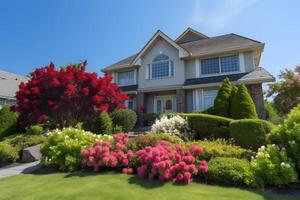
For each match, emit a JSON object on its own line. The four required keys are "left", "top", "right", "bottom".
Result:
{"left": 153, "top": 54, "right": 169, "bottom": 62}
{"left": 148, "top": 53, "right": 174, "bottom": 79}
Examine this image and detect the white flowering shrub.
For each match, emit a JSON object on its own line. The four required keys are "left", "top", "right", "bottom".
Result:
{"left": 151, "top": 115, "right": 192, "bottom": 140}
{"left": 41, "top": 127, "right": 112, "bottom": 171}
{"left": 250, "top": 144, "right": 298, "bottom": 188}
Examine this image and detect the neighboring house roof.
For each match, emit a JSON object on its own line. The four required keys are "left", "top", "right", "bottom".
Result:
{"left": 102, "top": 29, "right": 264, "bottom": 72}
{"left": 179, "top": 33, "right": 264, "bottom": 58}
{"left": 119, "top": 84, "right": 138, "bottom": 92}
{"left": 183, "top": 67, "right": 275, "bottom": 86}
{"left": 175, "top": 27, "right": 209, "bottom": 44}
{"left": 0, "top": 70, "right": 28, "bottom": 99}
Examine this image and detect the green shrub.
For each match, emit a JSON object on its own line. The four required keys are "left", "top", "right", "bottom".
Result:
{"left": 264, "top": 101, "right": 282, "bottom": 124}
{"left": 187, "top": 139, "right": 254, "bottom": 161}
{"left": 175, "top": 113, "right": 233, "bottom": 139}
{"left": 267, "top": 105, "right": 300, "bottom": 174}
{"left": 0, "top": 104, "right": 22, "bottom": 139}
{"left": 200, "top": 107, "right": 215, "bottom": 115}
{"left": 4, "top": 134, "right": 47, "bottom": 151}
{"left": 230, "top": 119, "right": 274, "bottom": 150}
{"left": 41, "top": 128, "right": 112, "bottom": 171}
{"left": 127, "top": 132, "right": 183, "bottom": 152}
{"left": 94, "top": 112, "right": 113, "bottom": 135}
{"left": 142, "top": 113, "right": 159, "bottom": 126}
{"left": 251, "top": 144, "right": 298, "bottom": 188}
{"left": 230, "top": 84, "right": 258, "bottom": 119}
{"left": 0, "top": 134, "right": 46, "bottom": 164}
{"left": 111, "top": 109, "right": 137, "bottom": 132}
{"left": 214, "top": 78, "right": 233, "bottom": 117}
{"left": 26, "top": 124, "right": 44, "bottom": 135}
{"left": 0, "top": 142, "right": 19, "bottom": 164}
{"left": 206, "top": 157, "right": 253, "bottom": 186}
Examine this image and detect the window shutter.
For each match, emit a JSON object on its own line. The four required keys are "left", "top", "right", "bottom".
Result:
{"left": 145, "top": 64, "right": 150, "bottom": 79}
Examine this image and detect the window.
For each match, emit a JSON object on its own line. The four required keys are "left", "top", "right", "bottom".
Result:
{"left": 148, "top": 54, "right": 174, "bottom": 79}
{"left": 221, "top": 55, "right": 239, "bottom": 72}
{"left": 117, "top": 71, "right": 134, "bottom": 86}
{"left": 201, "top": 58, "right": 219, "bottom": 75}
{"left": 193, "top": 89, "right": 218, "bottom": 111}
{"left": 125, "top": 99, "right": 136, "bottom": 110}
{"left": 201, "top": 55, "right": 239, "bottom": 75}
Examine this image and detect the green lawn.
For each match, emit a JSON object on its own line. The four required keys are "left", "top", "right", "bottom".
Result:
{"left": 0, "top": 171, "right": 299, "bottom": 200}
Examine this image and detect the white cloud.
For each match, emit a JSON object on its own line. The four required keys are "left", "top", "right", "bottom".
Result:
{"left": 190, "top": 0, "right": 260, "bottom": 30}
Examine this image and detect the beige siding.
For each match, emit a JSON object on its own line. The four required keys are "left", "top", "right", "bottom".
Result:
{"left": 244, "top": 51, "right": 255, "bottom": 72}
{"left": 138, "top": 38, "right": 185, "bottom": 90}
{"left": 185, "top": 60, "right": 196, "bottom": 79}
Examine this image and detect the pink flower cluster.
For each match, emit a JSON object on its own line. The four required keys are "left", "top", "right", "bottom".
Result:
{"left": 81, "top": 133, "right": 134, "bottom": 173}
{"left": 81, "top": 133, "right": 208, "bottom": 185}
{"left": 136, "top": 142, "right": 207, "bottom": 184}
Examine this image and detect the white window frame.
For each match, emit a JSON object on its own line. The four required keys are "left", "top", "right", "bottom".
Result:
{"left": 193, "top": 89, "right": 218, "bottom": 111}
{"left": 148, "top": 60, "right": 174, "bottom": 80}
{"left": 197, "top": 54, "right": 242, "bottom": 78}
{"left": 117, "top": 70, "right": 135, "bottom": 86}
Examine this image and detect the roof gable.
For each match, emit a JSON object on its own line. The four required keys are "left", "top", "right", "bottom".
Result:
{"left": 132, "top": 30, "right": 189, "bottom": 65}
{"left": 175, "top": 28, "right": 208, "bottom": 44}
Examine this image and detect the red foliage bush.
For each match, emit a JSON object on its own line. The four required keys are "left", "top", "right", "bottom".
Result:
{"left": 14, "top": 61, "right": 128, "bottom": 127}
{"left": 81, "top": 133, "right": 208, "bottom": 185}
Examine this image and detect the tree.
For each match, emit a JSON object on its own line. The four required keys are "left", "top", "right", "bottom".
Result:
{"left": 267, "top": 65, "right": 300, "bottom": 115}
{"left": 213, "top": 78, "right": 233, "bottom": 117}
{"left": 13, "top": 61, "right": 128, "bottom": 128}
{"left": 230, "top": 84, "right": 258, "bottom": 119}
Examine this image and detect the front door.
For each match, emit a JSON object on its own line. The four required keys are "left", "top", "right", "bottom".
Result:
{"left": 154, "top": 96, "right": 175, "bottom": 114}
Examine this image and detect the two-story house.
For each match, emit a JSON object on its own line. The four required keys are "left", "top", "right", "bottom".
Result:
{"left": 102, "top": 28, "right": 275, "bottom": 118}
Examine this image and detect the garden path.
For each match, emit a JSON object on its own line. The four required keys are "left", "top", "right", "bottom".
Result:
{"left": 0, "top": 161, "right": 41, "bottom": 178}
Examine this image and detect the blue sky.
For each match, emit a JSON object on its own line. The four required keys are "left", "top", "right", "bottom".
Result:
{"left": 0, "top": 0, "right": 299, "bottom": 79}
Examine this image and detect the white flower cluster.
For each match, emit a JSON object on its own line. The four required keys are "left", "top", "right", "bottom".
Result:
{"left": 151, "top": 115, "right": 188, "bottom": 137}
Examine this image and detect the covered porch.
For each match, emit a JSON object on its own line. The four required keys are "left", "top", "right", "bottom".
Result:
{"left": 136, "top": 89, "right": 186, "bottom": 114}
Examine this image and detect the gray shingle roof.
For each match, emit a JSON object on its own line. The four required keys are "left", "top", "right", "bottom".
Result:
{"left": 119, "top": 84, "right": 138, "bottom": 92}
{"left": 102, "top": 31, "right": 264, "bottom": 72}
{"left": 179, "top": 34, "right": 264, "bottom": 57}
{"left": 0, "top": 70, "right": 28, "bottom": 99}
{"left": 102, "top": 54, "right": 137, "bottom": 72}
{"left": 184, "top": 67, "right": 274, "bottom": 86}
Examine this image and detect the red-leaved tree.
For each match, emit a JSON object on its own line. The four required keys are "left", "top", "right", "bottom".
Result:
{"left": 14, "top": 61, "right": 128, "bottom": 128}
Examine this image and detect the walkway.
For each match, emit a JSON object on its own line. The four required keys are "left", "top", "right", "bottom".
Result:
{"left": 0, "top": 161, "right": 41, "bottom": 178}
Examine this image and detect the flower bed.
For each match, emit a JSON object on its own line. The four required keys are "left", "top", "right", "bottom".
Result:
{"left": 81, "top": 133, "right": 208, "bottom": 185}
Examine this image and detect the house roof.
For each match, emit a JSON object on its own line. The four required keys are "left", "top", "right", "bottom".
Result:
{"left": 119, "top": 84, "right": 138, "bottom": 92}
{"left": 183, "top": 67, "right": 275, "bottom": 86}
{"left": 179, "top": 33, "right": 264, "bottom": 58}
{"left": 102, "top": 29, "right": 264, "bottom": 72}
{"left": 175, "top": 27, "right": 209, "bottom": 44}
{"left": 102, "top": 54, "right": 138, "bottom": 72}
{"left": 0, "top": 70, "right": 28, "bottom": 99}
{"left": 131, "top": 30, "right": 190, "bottom": 65}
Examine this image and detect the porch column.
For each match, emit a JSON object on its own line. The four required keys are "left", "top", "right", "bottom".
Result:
{"left": 136, "top": 92, "right": 145, "bottom": 126}
{"left": 176, "top": 89, "right": 186, "bottom": 113}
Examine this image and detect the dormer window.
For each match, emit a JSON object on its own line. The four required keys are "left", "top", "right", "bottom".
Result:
{"left": 147, "top": 54, "right": 174, "bottom": 79}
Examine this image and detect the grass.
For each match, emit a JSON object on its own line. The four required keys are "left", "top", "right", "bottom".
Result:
{"left": 0, "top": 171, "right": 299, "bottom": 200}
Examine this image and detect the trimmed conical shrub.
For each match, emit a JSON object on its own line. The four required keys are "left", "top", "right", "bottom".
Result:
{"left": 214, "top": 78, "right": 233, "bottom": 117}
{"left": 230, "top": 84, "right": 258, "bottom": 119}
{"left": 95, "top": 111, "right": 113, "bottom": 135}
